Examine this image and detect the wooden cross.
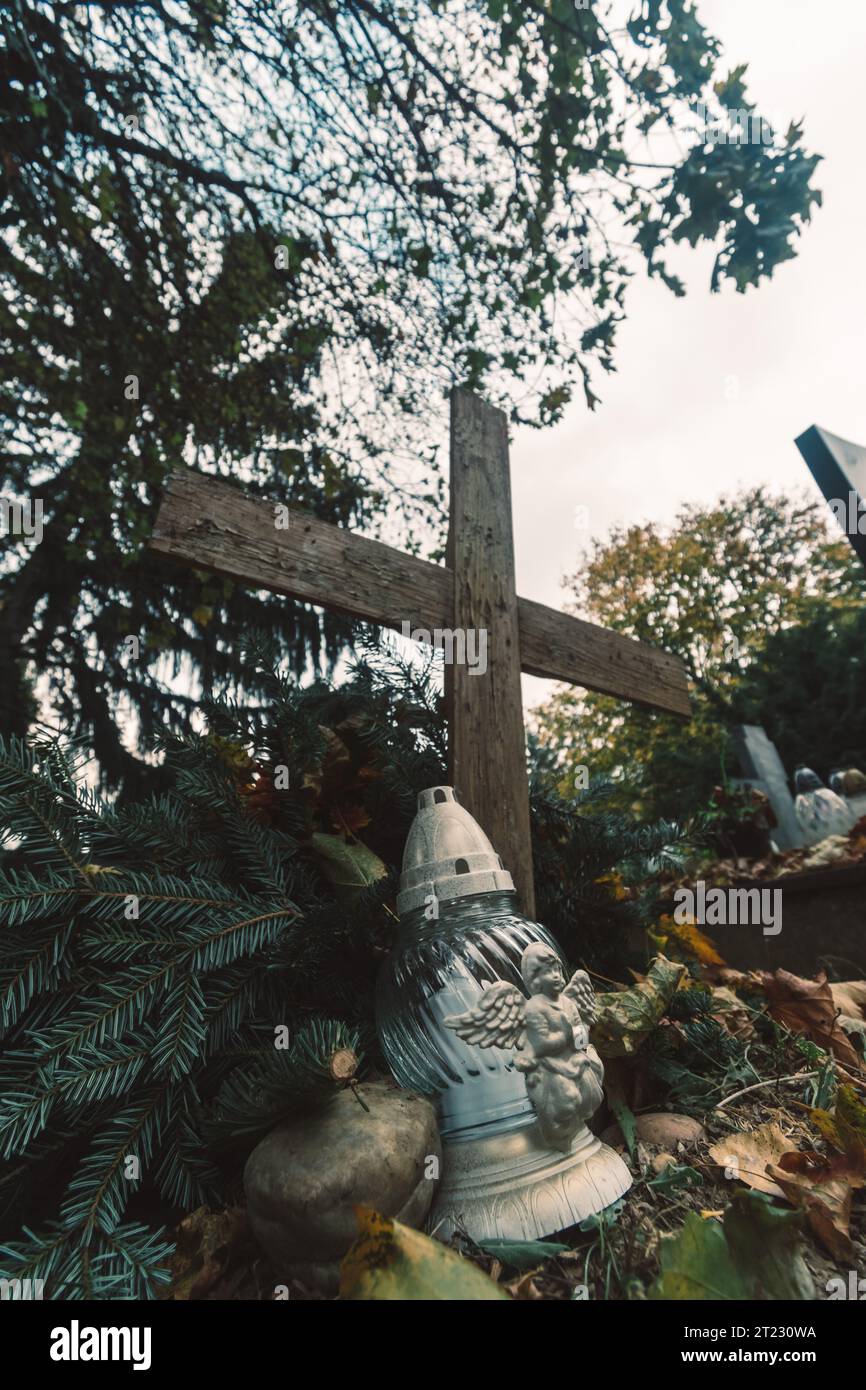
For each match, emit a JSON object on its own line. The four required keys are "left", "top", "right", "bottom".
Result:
{"left": 149, "top": 388, "right": 689, "bottom": 916}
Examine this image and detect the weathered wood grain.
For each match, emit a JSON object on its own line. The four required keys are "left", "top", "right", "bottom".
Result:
{"left": 149, "top": 469, "right": 452, "bottom": 632}
{"left": 518, "top": 598, "right": 691, "bottom": 717}
{"left": 445, "top": 388, "right": 536, "bottom": 915}
{"left": 149, "top": 469, "right": 689, "bottom": 715}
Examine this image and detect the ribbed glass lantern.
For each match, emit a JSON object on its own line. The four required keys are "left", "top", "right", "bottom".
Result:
{"left": 375, "top": 785, "right": 632, "bottom": 1243}
{"left": 375, "top": 787, "right": 564, "bottom": 1141}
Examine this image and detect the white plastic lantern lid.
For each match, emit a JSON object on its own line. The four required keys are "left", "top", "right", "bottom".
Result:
{"left": 396, "top": 786, "right": 515, "bottom": 916}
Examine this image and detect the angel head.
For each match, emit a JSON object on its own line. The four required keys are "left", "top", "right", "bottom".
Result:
{"left": 521, "top": 943, "right": 565, "bottom": 1000}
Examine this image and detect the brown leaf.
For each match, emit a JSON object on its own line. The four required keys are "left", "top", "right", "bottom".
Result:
{"left": 761, "top": 969, "right": 863, "bottom": 1071}
{"left": 830, "top": 981, "right": 866, "bottom": 1024}
{"left": 767, "top": 1150, "right": 866, "bottom": 1262}
{"left": 168, "top": 1206, "right": 253, "bottom": 1301}
{"left": 700, "top": 965, "right": 764, "bottom": 992}
{"left": 708, "top": 1123, "right": 792, "bottom": 1198}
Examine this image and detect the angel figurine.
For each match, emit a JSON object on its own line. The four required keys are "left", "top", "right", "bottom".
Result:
{"left": 445, "top": 943, "right": 605, "bottom": 1153}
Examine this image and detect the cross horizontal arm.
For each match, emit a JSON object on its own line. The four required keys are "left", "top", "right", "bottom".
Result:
{"left": 518, "top": 597, "right": 689, "bottom": 715}
{"left": 148, "top": 469, "right": 690, "bottom": 716}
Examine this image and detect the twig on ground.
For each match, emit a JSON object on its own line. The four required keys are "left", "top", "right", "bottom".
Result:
{"left": 715, "top": 1073, "right": 817, "bottom": 1109}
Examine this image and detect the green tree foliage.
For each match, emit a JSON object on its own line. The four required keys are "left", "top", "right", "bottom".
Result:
{"left": 0, "top": 637, "right": 685, "bottom": 1297}
{"left": 535, "top": 489, "right": 866, "bottom": 821}
{"left": 735, "top": 606, "right": 866, "bottom": 783}
{"left": 1, "top": 2, "right": 821, "bottom": 787}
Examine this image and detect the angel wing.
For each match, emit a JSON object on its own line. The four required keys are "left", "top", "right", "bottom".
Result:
{"left": 562, "top": 969, "right": 597, "bottom": 1026}
{"left": 443, "top": 980, "right": 526, "bottom": 1051}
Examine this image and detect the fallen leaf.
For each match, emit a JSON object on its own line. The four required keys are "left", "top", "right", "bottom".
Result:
{"left": 810, "top": 1085, "right": 866, "bottom": 1166}
{"left": 761, "top": 968, "right": 863, "bottom": 1071}
{"left": 830, "top": 981, "right": 866, "bottom": 1024}
{"left": 657, "top": 914, "right": 725, "bottom": 966}
{"left": 702, "top": 965, "right": 764, "bottom": 993}
{"left": 651, "top": 1192, "right": 813, "bottom": 1301}
{"left": 838, "top": 1014, "right": 866, "bottom": 1049}
{"left": 592, "top": 955, "right": 687, "bottom": 1058}
{"left": 723, "top": 1191, "right": 814, "bottom": 1301}
{"left": 802, "top": 836, "right": 850, "bottom": 869}
{"left": 168, "top": 1206, "right": 253, "bottom": 1301}
{"left": 340, "top": 1207, "right": 509, "bottom": 1300}
{"left": 708, "top": 1122, "right": 792, "bottom": 1198}
{"left": 767, "top": 1149, "right": 866, "bottom": 1262}
{"left": 650, "top": 1211, "right": 743, "bottom": 1300}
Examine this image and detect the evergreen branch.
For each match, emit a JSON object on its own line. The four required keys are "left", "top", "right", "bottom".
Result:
{"left": 0, "top": 920, "right": 74, "bottom": 1034}
{"left": 59, "top": 1091, "right": 164, "bottom": 1236}
{"left": 150, "top": 974, "right": 206, "bottom": 1081}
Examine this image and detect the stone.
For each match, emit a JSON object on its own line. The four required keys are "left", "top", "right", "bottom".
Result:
{"left": 602, "top": 1112, "right": 706, "bottom": 1150}
{"left": 636, "top": 1112, "right": 706, "bottom": 1148}
{"left": 244, "top": 1082, "right": 440, "bottom": 1294}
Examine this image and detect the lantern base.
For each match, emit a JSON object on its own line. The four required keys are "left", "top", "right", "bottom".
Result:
{"left": 431, "top": 1119, "right": 631, "bottom": 1244}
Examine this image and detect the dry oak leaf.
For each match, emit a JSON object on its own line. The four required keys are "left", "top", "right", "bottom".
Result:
{"left": 830, "top": 980, "right": 866, "bottom": 1024}
{"left": 708, "top": 1123, "right": 793, "bottom": 1199}
{"left": 766, "top": 1149, "right": 866, "bottom": 1263}
{"left": 702, "top": 965, "right": 764, "bottom": 993}
{"left": 760, "top": 968, "right": 863, "bottom": 1071}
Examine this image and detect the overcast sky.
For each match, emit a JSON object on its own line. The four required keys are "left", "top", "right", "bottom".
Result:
{"left": 513, "top": 0, "right": 866, "bottom": 714}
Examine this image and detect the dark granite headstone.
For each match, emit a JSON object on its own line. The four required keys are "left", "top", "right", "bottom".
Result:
{"left": 795, "top": 425, "right": 866, "bottom": 568}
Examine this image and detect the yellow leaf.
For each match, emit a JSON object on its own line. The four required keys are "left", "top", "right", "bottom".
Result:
{"left": 340, "top": 1207, "right": 509, "bottom": 1301}
{"left": 658, "top": 913, "right": 725, "bottom": 967}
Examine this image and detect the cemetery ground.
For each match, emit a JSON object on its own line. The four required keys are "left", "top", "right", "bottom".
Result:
{"left": 166, "top": 979, "right": 866, "bottom": 1302}
{"left": 162, "top": 814, "right": 866, "bottom": 1303}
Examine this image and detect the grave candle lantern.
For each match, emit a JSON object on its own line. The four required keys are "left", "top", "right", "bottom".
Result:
{"left": 375, "top": 786, "right": 631, "bottom": 1243}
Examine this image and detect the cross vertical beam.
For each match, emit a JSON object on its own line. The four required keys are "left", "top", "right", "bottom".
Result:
{"left": 446, "top": 388, "right": 536, "bottom": 916}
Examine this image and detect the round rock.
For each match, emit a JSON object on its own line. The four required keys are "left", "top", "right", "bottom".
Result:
{"left": 244, "top": 1082, "right": 440, "bottom": 1294}
{"left": 602, "top": 1111, "right": 706, "bottom": 1150}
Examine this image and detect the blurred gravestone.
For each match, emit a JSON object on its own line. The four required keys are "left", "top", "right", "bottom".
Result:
{"left": 730, "top": 725, "right": 805, "bottom": 850}
{"left": 795, "top": 425, "right": 866, "bottom": 568}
